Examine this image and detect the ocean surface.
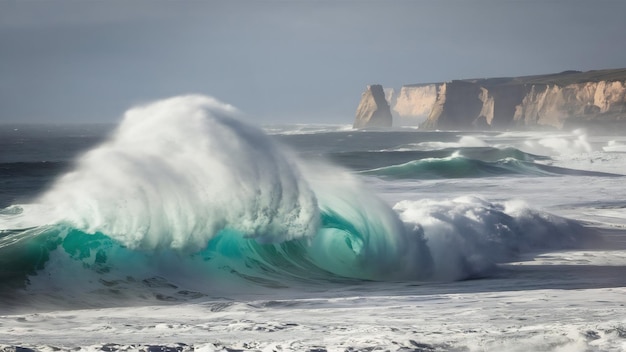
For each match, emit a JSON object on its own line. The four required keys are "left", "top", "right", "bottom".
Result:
{"left": 2, "top": 95, "right": 626, "bottom": 351}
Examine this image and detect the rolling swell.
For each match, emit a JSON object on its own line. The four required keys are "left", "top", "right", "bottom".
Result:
{"left": 361, "top": 155, "right": 622, "bottom": 179}
{"left": 0, "top": 95, "right": 599, "bottom": 308}
{"left": 329, "top": 146, "right": 546, "bottom": 171}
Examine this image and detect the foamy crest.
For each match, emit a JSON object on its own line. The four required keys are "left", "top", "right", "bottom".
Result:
{"left": 521, "top": 129, "right": 592, "bottom": 156}
{"left": 35, "top": 95, "right": 319, "bottom": 250}
{"left": 394, "top": 196, "right": 590, "bottom": 280}
{"left": 603, "top": 140, "right": 626, "bottom": 152}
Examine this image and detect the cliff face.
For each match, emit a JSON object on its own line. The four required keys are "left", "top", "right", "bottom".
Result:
{"left": 421, "top": 81, "right": 489, "bottom": 130}
{"left": 388, "top": 85, "right": 439, "bottom": 126}
{"left": 514, "top": 80, "right": 626, "bottom": 128}
{"left": 353, "top": 84, "right": 393, "bottom": 128}
{"left": 359, "top": 68, "right": 626, "bottom": 130}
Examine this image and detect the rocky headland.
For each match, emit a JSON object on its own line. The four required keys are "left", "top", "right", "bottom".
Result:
{"left": 355, "top": 68, "right": 626, "bottom": 130}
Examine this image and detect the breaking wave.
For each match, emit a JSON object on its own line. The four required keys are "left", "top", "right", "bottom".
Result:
{"left": 0, "top": 95, "right": 598, "bottom": 308}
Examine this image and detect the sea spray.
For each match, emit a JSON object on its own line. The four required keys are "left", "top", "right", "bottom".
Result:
{"left": 34, "top": 95, "right": 320, "bottom": 250}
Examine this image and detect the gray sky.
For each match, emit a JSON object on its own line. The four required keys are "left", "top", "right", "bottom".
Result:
{"left": 1, "top": 0, "right": 625, "bottom": 125}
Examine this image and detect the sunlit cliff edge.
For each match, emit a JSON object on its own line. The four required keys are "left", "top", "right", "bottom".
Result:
{"left": 356, "top": 68, "right": 626, "bottom": 130}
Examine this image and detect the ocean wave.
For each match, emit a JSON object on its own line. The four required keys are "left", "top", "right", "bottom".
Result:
{"left": 360, "top": 154, "right": 621, "bottom": 179}
{"left": 0, "top": 95, "right": 600, "bottom": 308}
{"left": 329, "top": 147, "right": 546, "bottom": 171}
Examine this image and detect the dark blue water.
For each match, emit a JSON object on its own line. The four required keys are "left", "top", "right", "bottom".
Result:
{"left": 0, "top": 124, "right": 114, "bottom": 207}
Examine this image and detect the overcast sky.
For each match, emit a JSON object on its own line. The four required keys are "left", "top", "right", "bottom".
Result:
{"left": 1, "top": 0, "right": 625, "bottom": 125}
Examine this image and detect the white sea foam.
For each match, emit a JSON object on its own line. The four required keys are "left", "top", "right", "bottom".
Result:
{"left": 2, "top": 286, "right": 625, "bottom": 351}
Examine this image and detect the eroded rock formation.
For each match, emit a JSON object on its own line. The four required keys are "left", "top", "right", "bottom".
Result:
{"left": 353, "top": 84, "right": 393, "bottom": 128}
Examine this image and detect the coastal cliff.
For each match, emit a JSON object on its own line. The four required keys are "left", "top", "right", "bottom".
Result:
{"left": 355, "top": 69, "right": 626, "bottom": 130}
{"left": 353, "top": 84, "right": 393, "bottom": 128}
{"left": 386, "top": 84, "right": 439, "bottom": 126}
{"left": 513, "top": 80, "right": 626, "bottom": 128}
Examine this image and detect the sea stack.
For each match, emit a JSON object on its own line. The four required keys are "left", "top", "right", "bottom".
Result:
{"left": 353, "top": 84, "right": 393, "bottom": 128}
